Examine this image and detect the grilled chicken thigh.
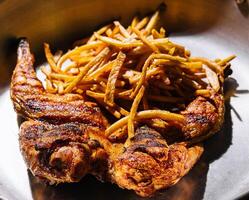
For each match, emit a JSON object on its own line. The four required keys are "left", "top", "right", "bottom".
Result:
{"left": 19, "top": 120, "right": 108, "bottom": 183}
{"left": 109, "top": 126, "right": 203, "bottom": 197}
{"left": 181, "top": 93, "right": 224, "bottom": 141}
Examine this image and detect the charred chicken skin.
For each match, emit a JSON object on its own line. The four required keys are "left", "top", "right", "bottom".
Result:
{"left": 109, "top": 126, "right": 203, "bottom": 197}
{"left": 11, "top": 39, "right": 108, "bottom": 127}
{"left": 181, "top": 93, "right": 224, "bottom": 141}
{"left": 19, "top": 120, "right": 108, "bottom": 183}
{"left": 11, "top": 39, "right": 109, "bottom": 183}
{"left": 11, "top": 39, "right": 225, "bottom": 197}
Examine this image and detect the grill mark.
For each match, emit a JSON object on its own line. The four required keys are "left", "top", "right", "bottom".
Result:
{"left": 130, "top": 142, "right": 166, "bottom": 152}
{"left": 132, "top": 132, "right": 162, "bottom": 142}
{"left": 23, "top": 99, "right": 104, "bottom": 127}
{"left": 21, "top": 122, "right": 88, "bottom": 141}
{"left": 186, "top": 114, "right": 209, "bottom": 124}
{"left": 25, "top": 99, "right": 97, "bottom": 114}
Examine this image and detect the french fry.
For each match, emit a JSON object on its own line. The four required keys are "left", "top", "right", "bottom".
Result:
{"left": 135, "top": 17, "right": 149, "bottom": 30}
{"left": 57, "top": 41, "right": 103, "bottom": 67}
{"left": 203, "top": 65, "right": 220, "bottom": 92}
{"left": 145, "top": 11, "right": 159, "bottom": 34}
{"left": 132, "top": 27, "right": 159, "bottom": 52}
{"left": 87, "top": 24, "right": 111, "bottom": 43}
{"left": 190, "top": 57, "right": 222, "bottom": 73}
{"left": 104, "top": 51, "right": 126, "bottom": 106}
{"left": 44, "top": 43, "right": 60, "bottom": 72}
{"left": 128, "top": 86, "right": 145, "bottom": 139}
{"left": 42, "top": 11, "right": 234, "bottom": 139}
{"left": 217, "top": 55, "right": 236, "bottom": 66}
{"left": 114, "top": 21, "right": 131, "bottom": 38}
{"left": 105, "top": 110, "right": 185, "bottom": 136}
{"left": 64, "top": 47, "right": 110, "bottom": 93}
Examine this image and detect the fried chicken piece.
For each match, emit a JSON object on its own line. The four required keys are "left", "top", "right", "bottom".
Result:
{"left": 19, "top": 120, "right": 108, "bottom": 184}
{"left": 181, "top": 93, "right": 224, "bottom": 140}
{"left": 10, "top": 39, "right": 108, "bottom": 127}
{"left": 109, "top": 126, "right": 203, "bottom": 197}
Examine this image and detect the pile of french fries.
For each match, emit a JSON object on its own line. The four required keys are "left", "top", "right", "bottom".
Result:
{"left": 41, "top": 12, "right": 235, "bottom": 141}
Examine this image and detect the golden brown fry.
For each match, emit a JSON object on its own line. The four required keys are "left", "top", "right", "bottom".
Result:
{"left": 77, "top": 56, "right": 93, "bottom": 64}
{"left": 87, "top": 24, "right": 111, "bottom": 43}
{"left": 203, "top": 65, "right": 220, "bottom": 92}
{"left": 86, "top": 90, "right": 105, "bottom": 98}
{"left": 86, "top": 91, "right": 129, "bottom": 118}
{"left": 190, "top": 57, "right": 222, "bottom": 73}
{"left": 49, "top": 73, "right": 75, "bottom": 81}
{"left": 106, "top": 28, "right": 113, "bottom": 37}
{"left": 44, "top": 43, "right": 60, "bottom": 72}
{"left": 153, "top": 53, "right": 187, "bottom": 62}
{"left": 132, "top": 27, "right": 159, "bottom": 52}
{"left": 131, "top": 16, "right": 139, "bottom": 28}
{"left": 148, "top": 118, "right": 169, "bottom": 129}
{"left": 94, "top": 33, "right": 142, "bottom": 48}
{"left": 195, "top": 89, "right": 211, "bottom": 96}
{"left": 131, "top": 53, "right": 186, "bottom": 98}
{"left": 128, "top": 86, "right": 145, "bottom": 139}
{"left": 130, "top": 54, "right": 154, "bottom": 98}
{"left": 115, "top": 89, "right": 133, "bottom": 99}
{"left": 152, "top": 29, "right": 163, "bottom": 39}
{"left": 160, "top": 27, "right": 166, "bottom": 37}
{"left": 93, "top": 77, "right": 126, "bottom": 87}
{"left": 135, "top": 17, "right": 149, "bottom": 30}
{"left": 183, "top": 61, "right": 203, "bottom": 69}
{"left": 75, "top": 88, "right": 84, "bottom": 94}
{"left": 104, "top": 51, "right": 126, "bottom": 106}
{"left": 105, "top": 110, "right": 185, "bottom": 136}
{"left": 67, "top": 68, "right": 79, "bottom": 75}
{"left": 218, "top": 55, "right": 236, "bottom": 66}
{"left": 114, "top": 33, "right": 126, "bottom": 41}
{"left": 89, "top": 61, "right": 114, "bottom": 79}
{"left": 169, "top": 47, "right": 176, "bottom": 55}
{"left": 41, "top": 66, "right": 51, "bottom": 77}
{"left": 111, "top": 26, "right": 120, "bottom": 37}
{"left": 96, "top": 98, "right": 121, "bottom": 119}
{"left": 87, "top": 55, "right": 109, "bottom": 76}
{"left": 62, "top": 62, "right": 77, "bottom": 72}
{"left": 114, "top": 21, "right": 130, "bottom": 38}
{"left": 45, "top": 79, "right": 57, "bottom": 93}
{"left": 145, "top": 11, "right": 159, "bottom": 34}
{"left": 57, "top": 81, "right": 64, "bottom": 94}
{"left": 64, "top": 47, "right": 110, "bottom": 93}
{"left": 57, "top": 41, "right": 103, "bottom": 67}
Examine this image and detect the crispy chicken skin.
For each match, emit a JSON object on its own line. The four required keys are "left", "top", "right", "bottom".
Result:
{"left": 11, "top": 39, "right": 108, "bottom": 127}
{"left": 11, "top": 39, "right": 109, "bottom": 183}
{"left": 181, "top": 93, "right": 224, "bottom": 140}
{"left": 109, "top": 126, "right": 203, "bottom": 197}
{"left": 19, "top": 120, "right": 108, "bottom": 183}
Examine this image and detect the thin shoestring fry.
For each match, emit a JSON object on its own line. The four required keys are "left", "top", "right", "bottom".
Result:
{"left": 42, "top": 11, "right": 235, "bottom": 141}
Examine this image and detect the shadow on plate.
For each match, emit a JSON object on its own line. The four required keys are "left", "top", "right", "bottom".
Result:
{"left": 237, "top": 0, "right": 249, "bottom": 17}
